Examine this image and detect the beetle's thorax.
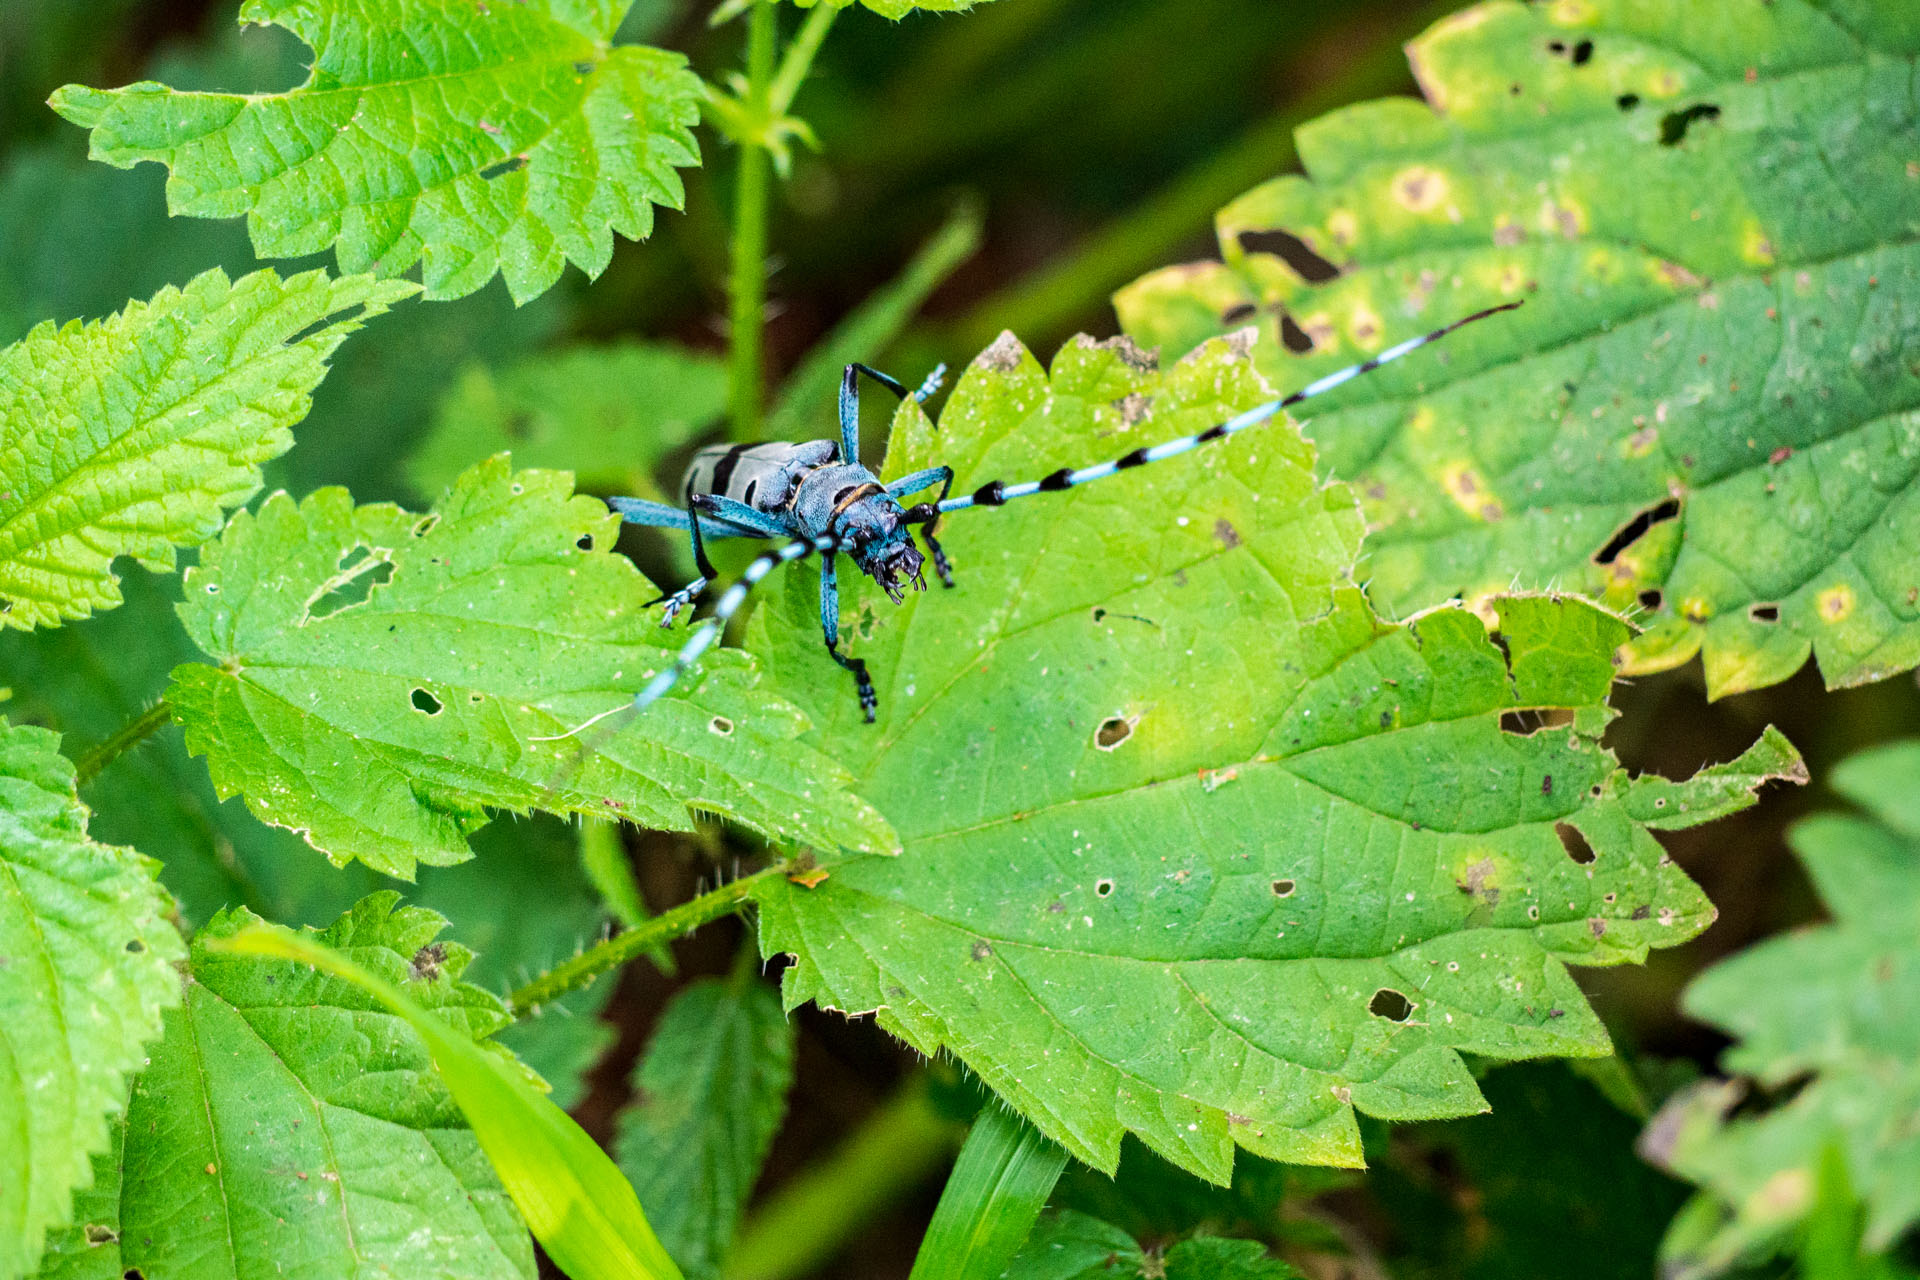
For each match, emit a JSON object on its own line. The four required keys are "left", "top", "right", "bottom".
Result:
{"left": 793, "top": 462, "right": 925, "bottom": 600}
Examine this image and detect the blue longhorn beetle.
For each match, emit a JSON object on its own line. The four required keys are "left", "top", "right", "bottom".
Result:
{"left": 549, "top": 301, "right": 1521, "bottom": 739}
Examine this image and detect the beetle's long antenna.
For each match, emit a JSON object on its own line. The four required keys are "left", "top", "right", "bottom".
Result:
{"left": 532, "top": 533, "right": 842, "bottom": 742}
{"left": 934, "top": 301, "right": 1522, "bottom": 514}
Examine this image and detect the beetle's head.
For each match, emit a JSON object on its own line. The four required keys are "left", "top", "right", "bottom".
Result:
{"left": 838, "top": 499, "right": 925, "bottom": 602}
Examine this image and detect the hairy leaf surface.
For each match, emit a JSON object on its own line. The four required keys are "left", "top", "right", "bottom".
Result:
{"left": 1116, "top": 0, "right": 1920, "bottom": 698}
{"left": 409, "top": 341, "right": 727, "bottom": 501}
{"left": 1645, "top": 739, "right": 1920, "bottom": 1275}
{"left": 0, "top": 267, "right": 412, "bottom": 630}
{"left": 51, "top": 0, "right": 704, "bottom": 303}
{"left": 750, "top": 333, "right": 1800, "bottom": 1179}
{"left": 0, "top": 721, "right": 183, "bottom": 1280}
{"left": 33, "top": 895, "right": 534, "bottom": 1280}
{"left": 615, "top": 975, "right": 795, "bottom": 1278}
{"left": 1006, "top": 1211, "right": 1299, "bottom": 1280}
{"left": 789, "top": 0, "right": 1002, "bottom": 16}
{"left": 169, "top": 456, "right": 894, "bottom": 877}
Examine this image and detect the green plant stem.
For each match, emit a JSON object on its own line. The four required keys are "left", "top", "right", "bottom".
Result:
{"left": 74, "top": 700, "right": 173, "bottom": 786}
{"left": 509, "top": 867, "right": 774, "bottom": 1015}
{"left": 908, "top": 1106, "right": 1068, "bottom": 1280}
{"left": 727, "top": 0, "right": 779, "bottom": 438}
{"left": 725, "top": 1079, "right": 964, "bottom": 1280}
{"left": 768, "top": 3, "right": 837, "bottom": 117}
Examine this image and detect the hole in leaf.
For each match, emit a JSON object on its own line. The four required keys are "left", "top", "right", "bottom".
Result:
{"left": 1546, "top": 39, "right": 1566, "bottom": 53}
{"left": 1639, "top": 588, "right": 1665, "bottom": 611}
{"left": 1095, "top": 878, "right": 1115, "bottom": 897}
{"left": 1500, "top": 708, "right": 1572, "bottom": 736}
{"left": 1556, "top": 821, "right": 1597, "bottom": 865}
{"left": 205, "top": 583, "right": 219, "bottom": 594}
{"left": 410, "top": 688, "right": 444, "bottom": 715}
{"left": 1095, "top": 716, "right": 1135, "bottom": 750}
{"left": 480, "top": 155, "right": 529, "bottom": 180}
{"left": 305, "top": 547, "right": 395, "bottom": 619}
{"left": 576, "top": 534, "right": 594, "bottom": 551}
{"left": 1659, "top": 103, "right": 1721, "bottom": 147}
{"left": 1571, "top": 38, "right": 1594, "bottom": 65}
{"left": 83, "top": 1223, "right": 117, "bottom": 1245}
{"left": 1368, "top": 988, "right": 1413, "bottom": 1021}
{"left": 1593, "top": 498, "right": 1680, "bottom": 565}
{"left": 1279, "top": 313, "right": 1315, "bottom": 353}
{"left": 1221, "top": 302, "right": 1258, "bottom": 325}
{"left": 1750, "top": 603, "right": 1780, "bottom": 623}
{"left": 1236, "top": 229, "right": 1340, "bottom": 282}
{"left": 412, "top": 515, "right": 439, "bottom": 537}
{"left": 125, "top": 938, "right": 145, "bottom": 952}
{"left": 1272, "top": 879, "right": 1296, "bottom": 897}
{"left": 710, "top": 715, "right": 734, "bottom": 736}
{"left": 1617, "top": 92, "right": 1641, "bottom": 111}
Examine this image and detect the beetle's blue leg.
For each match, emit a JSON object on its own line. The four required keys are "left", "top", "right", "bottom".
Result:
{"left": 933, "top": 301, "right": 1525, "bottom": 516}
{"left": 841, "top": 363, "right": 942, "bottom": 463}
{"left": 888, "top": 465, "right": 956, "bottom": 587}
{"left": 819, "top": 551, "right": 877, "bottom": 722}
{"left": 652, "top": 480, "right": 723, "bottom": 627}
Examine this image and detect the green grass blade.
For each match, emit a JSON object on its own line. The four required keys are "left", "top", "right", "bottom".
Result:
{"left": 213, "top": 922, "right": 685, "bottom": 1280}
{"left": 766, "top": 201, "right": 982, "bottom": 443}
{"left": 909, "top": 1106, "right": 1068, "bottom": 1280}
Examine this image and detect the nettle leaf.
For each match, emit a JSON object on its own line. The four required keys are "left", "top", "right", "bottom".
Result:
{"left": 36, "top": 894, "right": 535, "bottom": 1280}
{"left": 51, "top": 0, "right": 704, "bottom": 303}
{"left": 788, "top": 0, "right": 1001, "bottom": 16}
{"left": 0, "top": 720, "right": 183, "bottom": 1280}
{"left": 0, "top": 267, "right": 412, "bottom": 630}
{"left": 1007, "top": 1211, "right": 1299, "bottom": 1280}
{"left": 169, "top": 455, "right": 894, "bottom": 878}
{"left": 1645, "top": 739, "right": 1920, "bottom": 1274}
{"left": 615, "top": 975, "right": 795, "bottom": 1279}
{"left": 1115, "top": 0, "right": 1920, "bottom": 699}
{"left": 409, "top": 340, "right": 727, "bottom": 502}
{"left": 748, "top": 333, "right": 1801, "bottom": 1180}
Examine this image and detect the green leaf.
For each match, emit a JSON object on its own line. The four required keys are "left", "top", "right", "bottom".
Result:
{"left": 39, "top": 895, "right": 536, "bottom": 1280}
{"left": 413, "top": 814, "right": 618, "bottom": 1110}
{"left": 217, "top": 907, "right": 684, "bottom": 1280}
{"left": 0, "top": 719, "right": 183, "bottom": 1280}
{"left": 614, "top": 973, "right": 796, "bottom": 1278}
{"left": 168, "top": 455, "right": 895, "bottom": 877}
{"left": 0, "top": 266, "right": 413, "bottom": 630}
{"left": 787, "top": 0, "right": 1002, "bottom": 16}
{"left": 1646, "top": 738, "right": 1920, "bottom": 1276}
{"left": 1005, "top": 1212, "right": 1300, "bottom": 1280}
{"left": 910, "top": 1106, "right": 1068, "bottom": 1280}
{"left": 748, "top": 332, "right": 1801, "bottom": 1181}
{"left": 1114, "top": 0, "right": 1920, "bottom": 699}
{"left": 409, "top": 340, "right": 728, "bottom": 502}
{"left": 50, "top": 0, "right": 704, "bottom": 304}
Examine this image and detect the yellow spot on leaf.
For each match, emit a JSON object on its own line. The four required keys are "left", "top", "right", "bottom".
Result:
{"left": 1392, "top": 166, "right": 1448, "bottom": 214}
{"left": 1819, "top": 584, "right": 1855, "bottom": 623}
{"left": 1747, "top": 1168, "right": 1813, "bottom": 1223}
{"left": 1549, "top": 0, "right": 1596, "bottom": 22}
{"left": 1410, "top": 405, "right": 1438, "bottom": 434}
{"left": 1349, "top": 304, "right": 1383, "bottom": 349}
{"left": 1742, "top": 223, "right": 1777, "bottom": 266}
{"left": 1442, "top": 464, "right": 1504, "bottom": 521}
{"left": 1326, "top": 209, "right": 1359, "bottom": 248}
{"left": 1681, "top": 596, "right": 1712, "bottom": 622}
